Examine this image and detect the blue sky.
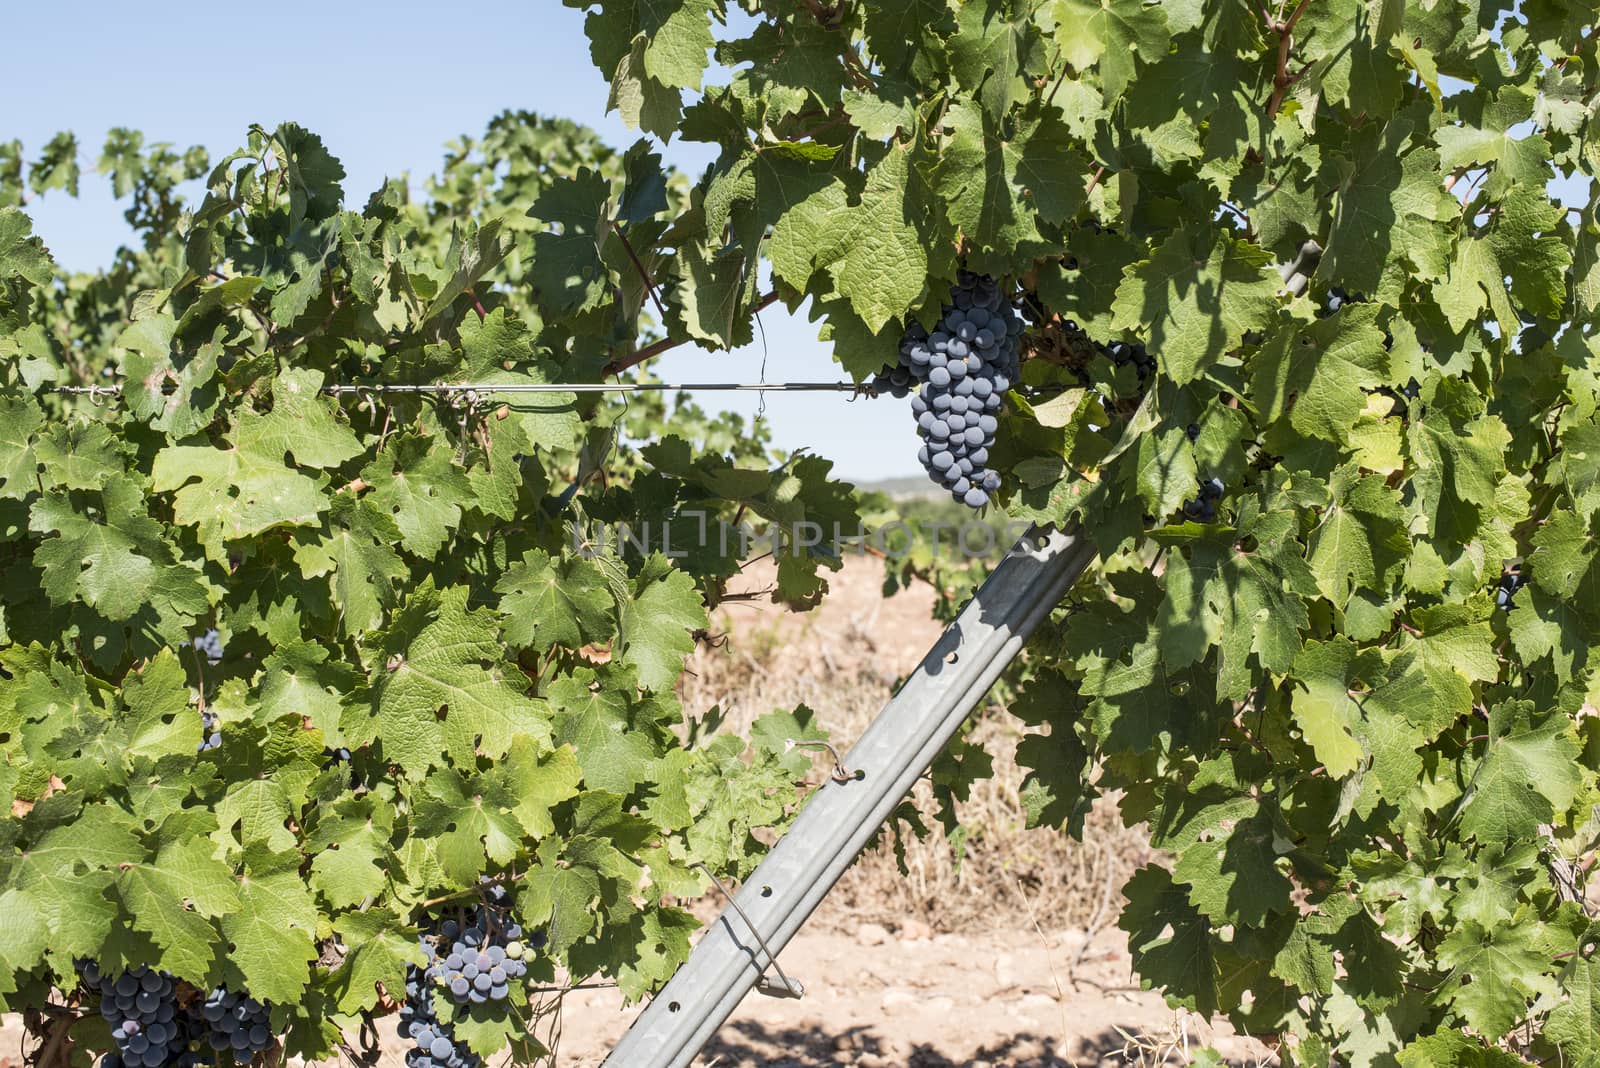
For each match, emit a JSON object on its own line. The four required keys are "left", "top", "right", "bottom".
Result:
{"left": 2, "top": 0, "right": 922, "bottom": 482}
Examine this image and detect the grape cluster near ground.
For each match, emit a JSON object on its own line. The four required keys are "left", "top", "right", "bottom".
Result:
{"left": 194, "top": 988, "right": 274, "bottom": 1065}
{"left": 82, "top": 965, "right": 186, "bottom": 1068}
{"left": 401, "top": 884, "right": 544, "bottom": 1068}
{"left": 79, "top": 965, "right": 275, "bottom": 1068}
{"left": 427, "top": 913, "right": 530, "bottom": 1008}
{"left": 873, "top": 272, "right": 1020, "bottom": 509}
{"left": 400, "top": 955, "right": 477, "bottom": 1068}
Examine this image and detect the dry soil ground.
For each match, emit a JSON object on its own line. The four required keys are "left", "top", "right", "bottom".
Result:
{"left": 1, "top": 558, "right": 1278, "bottom": 1068}
{"left": 542, "top": 922, "right": 1273, "bottom": 1068}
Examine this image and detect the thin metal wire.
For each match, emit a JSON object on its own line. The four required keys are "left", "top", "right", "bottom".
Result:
{"left": 326, "top": 382, "right": 869, "bottom": 395}
{"left": 692, "top": 863, "right": 803, "bottom": 1000}
{"left": 49, "top": 381, "right": 877, "bottom": 396}
{"left": 45, "top": 379, "right": 1081, "bottom": 400}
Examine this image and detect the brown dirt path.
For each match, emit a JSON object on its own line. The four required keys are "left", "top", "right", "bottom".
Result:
{"left": 547, "top": 922, "right": 1273, "bottom": 1068}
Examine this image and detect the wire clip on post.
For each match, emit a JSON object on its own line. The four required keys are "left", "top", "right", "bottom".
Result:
{"left": 600, "top": 524, "right": 1098, "bottom": 1068}
{"left": 786, "top": 739, "right": 858, "bottom": 785}
{"left": 693, "top": 865, "right": 804, "bottom": 1001}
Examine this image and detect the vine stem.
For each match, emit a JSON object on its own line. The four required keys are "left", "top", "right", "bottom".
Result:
{"left": 419, "top": 871, "right": 529, "bottom": 910}
{"left": 612, "top": 223, "right": 669, "bottom": 323}
{"left": 601, "top": 291, "right": 781, "bottom": 377}
{"left": 1084, "top": 165, "right": 1108, "bottom": 198}
{"left": 1265, "top": 0, "right": 1313, "bottom": 120}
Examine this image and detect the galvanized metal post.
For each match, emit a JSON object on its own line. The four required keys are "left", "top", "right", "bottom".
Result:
{"left": 601, "top": 525, "right": 1097, "bottom": 1068}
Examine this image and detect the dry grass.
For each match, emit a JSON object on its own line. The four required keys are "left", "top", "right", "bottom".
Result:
{"left": 679, "top": 557, "right": 1153, "bottom": 937}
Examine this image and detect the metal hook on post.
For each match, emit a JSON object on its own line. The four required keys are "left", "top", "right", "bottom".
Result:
{"left": 692, "top": 864, "right": 804, "bottom": 1001}
{"left": 787, "top": 740, "right": 857, "bottom": 785}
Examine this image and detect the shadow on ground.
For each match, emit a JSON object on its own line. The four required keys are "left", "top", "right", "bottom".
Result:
{"left": 699, "top": 1020, "right": 1263, "bottom": 1067}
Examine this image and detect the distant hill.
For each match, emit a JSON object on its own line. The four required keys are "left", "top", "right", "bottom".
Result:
{"left": 856, "top": 475, "right": 942, "bottom": 499}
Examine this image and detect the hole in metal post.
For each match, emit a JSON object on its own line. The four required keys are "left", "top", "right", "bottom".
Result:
{"left": 668, "top": 1001, "right": 680, "bottom": 1012}
{"left": 945, "top": 651, "right": 959, "bottom": 664}
{"left": 760, "top": 886, "right": 773, "bottom": 898}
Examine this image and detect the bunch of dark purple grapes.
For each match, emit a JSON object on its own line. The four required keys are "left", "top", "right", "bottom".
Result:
{"left": 401, "top": 885, "right": 544, "bottom": 1068}
{"left": 191, "top": 630, "right": 223, "bottom": 664}
{"left": 193, "top": 987, "right": 274, "bottom": 1065}
{"left": 1102, "top": 339, "right": 1156, "bottom": 378}
{"left": 81, "top": 963, "right": 188, "bottom": 1068}
{"left": 426, "top": 913, "right": 531, "bottom": 1008}
{"left": 1182, "top": 477, "right": 1226, "bottom": 522}
{"left": 871, "top": 272, "right": 1022, "bottom": 508}
{"left": 81, "top": 963, "right": 278, "bottom": 1068}
{"left": 399, "top": 953, "right": 478, "bottom": 1068}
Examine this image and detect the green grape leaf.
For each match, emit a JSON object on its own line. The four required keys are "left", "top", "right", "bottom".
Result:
{"left": 1529, "top": 510, "right": 1599, "bottom": 598}
{"left": 769, "top": 146, "right": 928, "bottom": 333}
{"left": 528, "top": 170, "right": 614, "bottom": 316}
{"left": 1119, "top": 864, "right": 1220, "bottom": 1015}
{"left": 584, "top": 0, "right": 714, "bottom": 92}
{"left": 33, "top": 421, "right": 128, "bottom": 492}
{"left": 1396, "top": 1030, "right": 1534, "bottom": 1067}
{"left": 1436, "top": 915, "right": 1558, "bottom": 1038}
{"left": 1556, "top": 419, "right": 1600, "bottom": 518}
{"left": 118, "top": 650, "right": 202, "bottom": 762}
{"left": 1434, "top": 183, "right": 1571, "bottom": 337}
{"left": 362, "top": 582, "right": 550, "bottom": 778}
{"left": 930, "top": 100, "right": 1087, "bottom": 272}
{"left": 1112, "top": 228, "right": 1279, "bottom": 384}
{"left": 0, "top": 207, "right": 54, "bottom": 285}
{"left": 29, "top": 475, "right": 208, "bottom": 624}
{"left": 1435, "top": 87, "right": 1556, "bottom": 191}
{"left": 328, "top": 910, "right": 428, "bottom": 1014}
{"left": 1155, "top": 510, "right": 1315, "bottom": 698}
{"left": 860, "top": 0, "right": 954, "bottom": 74}
{"left": 218, "top": 848, "right": 320, "bottom": 1006}
{"left": 1253, "top": 305, "right": 1390, "bottom": 444}
{"left": 307, "top": 803, "right": 392, "bottom": 911}
{"left": 152, "top": 406, "right": 336, "bottom": 563}
{"left": 115, "top": 837, "right": 241, "bottom": 979}
{"left": 1040, "top": 0, "right": 1170, "bottom": 102}
{"left": 1509, "top": 586, "right": 1592, "bottom": 683}
{"left": 619, "top": 554, "right": 706, "bottom": 692}
{"left": 547, "top": 669, "right": 661, "bottom": 796}
{"left": 258, "top": 640, "right": 356, "bottom": 742}
{"left": 1458, "top": 702, "right": 1582, "bottom": 846}
{"left": 115, "top": 314, "right": 221, "bottom": 440}
{"left": 0, "top": 889, "right": 47, "bottom": 1007}
{"left": 1320, "top": 108, "right": 1455, "bottom": 298}
{"left": 359, "top": 433, "right": 474, "bottom": 557}
{"left": 496, "top": 550, "right": 617, "bottom": 655}
{"left": 293, "top": 493, "right": 407, "bottom": 638}
{"left": 1547, "top": 939, "right": 1600, "bottom": 1068}
{"left": 1170, "top": 801, "right": 1291, "bottom": 926}
{"left": 1306, "top": 468, "right": 1409, "bottom": 611}
{"left": 0, "top": 394, "right": 43, "bottom": 500}
{"left": 1280, "top": 639, "right": 1369, "bottom": 780}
